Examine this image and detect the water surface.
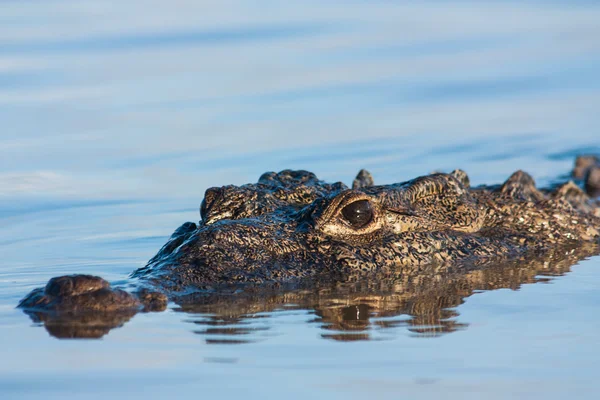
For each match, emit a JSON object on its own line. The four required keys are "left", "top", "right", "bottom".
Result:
{"left": 1, "top": 0, "right": 600, "bottom": 398}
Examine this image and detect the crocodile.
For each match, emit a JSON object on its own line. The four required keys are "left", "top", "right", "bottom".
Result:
{"left": 18, "top": 157, "right": 600, "bottom": 338}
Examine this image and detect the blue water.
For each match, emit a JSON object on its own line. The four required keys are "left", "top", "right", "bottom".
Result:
{"left": 2, "top": 0, "right": 600, "bottom": 398}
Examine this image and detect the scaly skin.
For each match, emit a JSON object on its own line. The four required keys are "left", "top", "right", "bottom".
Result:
{"left": 18, "top": 157, "right": 600, "bottom": 331}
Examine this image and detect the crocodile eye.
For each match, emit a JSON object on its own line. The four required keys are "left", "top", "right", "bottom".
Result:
{"left": 341, "top": 200, "right": 373, "bottom": 229}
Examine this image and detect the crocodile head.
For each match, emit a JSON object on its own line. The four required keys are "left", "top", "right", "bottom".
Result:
{"left": 18, "top": 163, "right": 600, "bottom": 319}
{"left": 132, "top": 167, "right": 599, "bottom": 292}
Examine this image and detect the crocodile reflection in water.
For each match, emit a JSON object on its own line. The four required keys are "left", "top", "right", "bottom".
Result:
{"left": 175, "top": 242, "right": 598, "bottom": 343}
{"left": 24, "top": 243, "right": 599, "bottom": 340}
{"left": 18, "top": 156, "right": 600, "bottom": 339}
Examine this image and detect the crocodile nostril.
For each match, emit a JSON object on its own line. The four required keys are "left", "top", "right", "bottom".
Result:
{"left": 200, "top": 187, "right": 223, "bottom": 221}
{"left": 45, "top": 275, "right": 110, "bottom": 297}
{"left": 45, "top": 276, "right": 73, "bottom": 296}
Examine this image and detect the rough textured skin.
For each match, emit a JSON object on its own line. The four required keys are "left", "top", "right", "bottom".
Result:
{"left": 18, "top": 156, "right": 600, "bottom": 338}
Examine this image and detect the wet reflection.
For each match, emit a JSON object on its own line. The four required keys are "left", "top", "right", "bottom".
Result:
{"left": 24, "top": 309, "right": 137, "bottom": 339}
{"left": 25, "top": 242, "right": 599, "bottom": 341}
{"left": 174, "top": 243, "right": 599, "bottom": 343}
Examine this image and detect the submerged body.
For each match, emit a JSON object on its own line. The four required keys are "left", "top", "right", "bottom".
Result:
{"left": 19, "top": 157, "right": 600, "bottom": 321}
